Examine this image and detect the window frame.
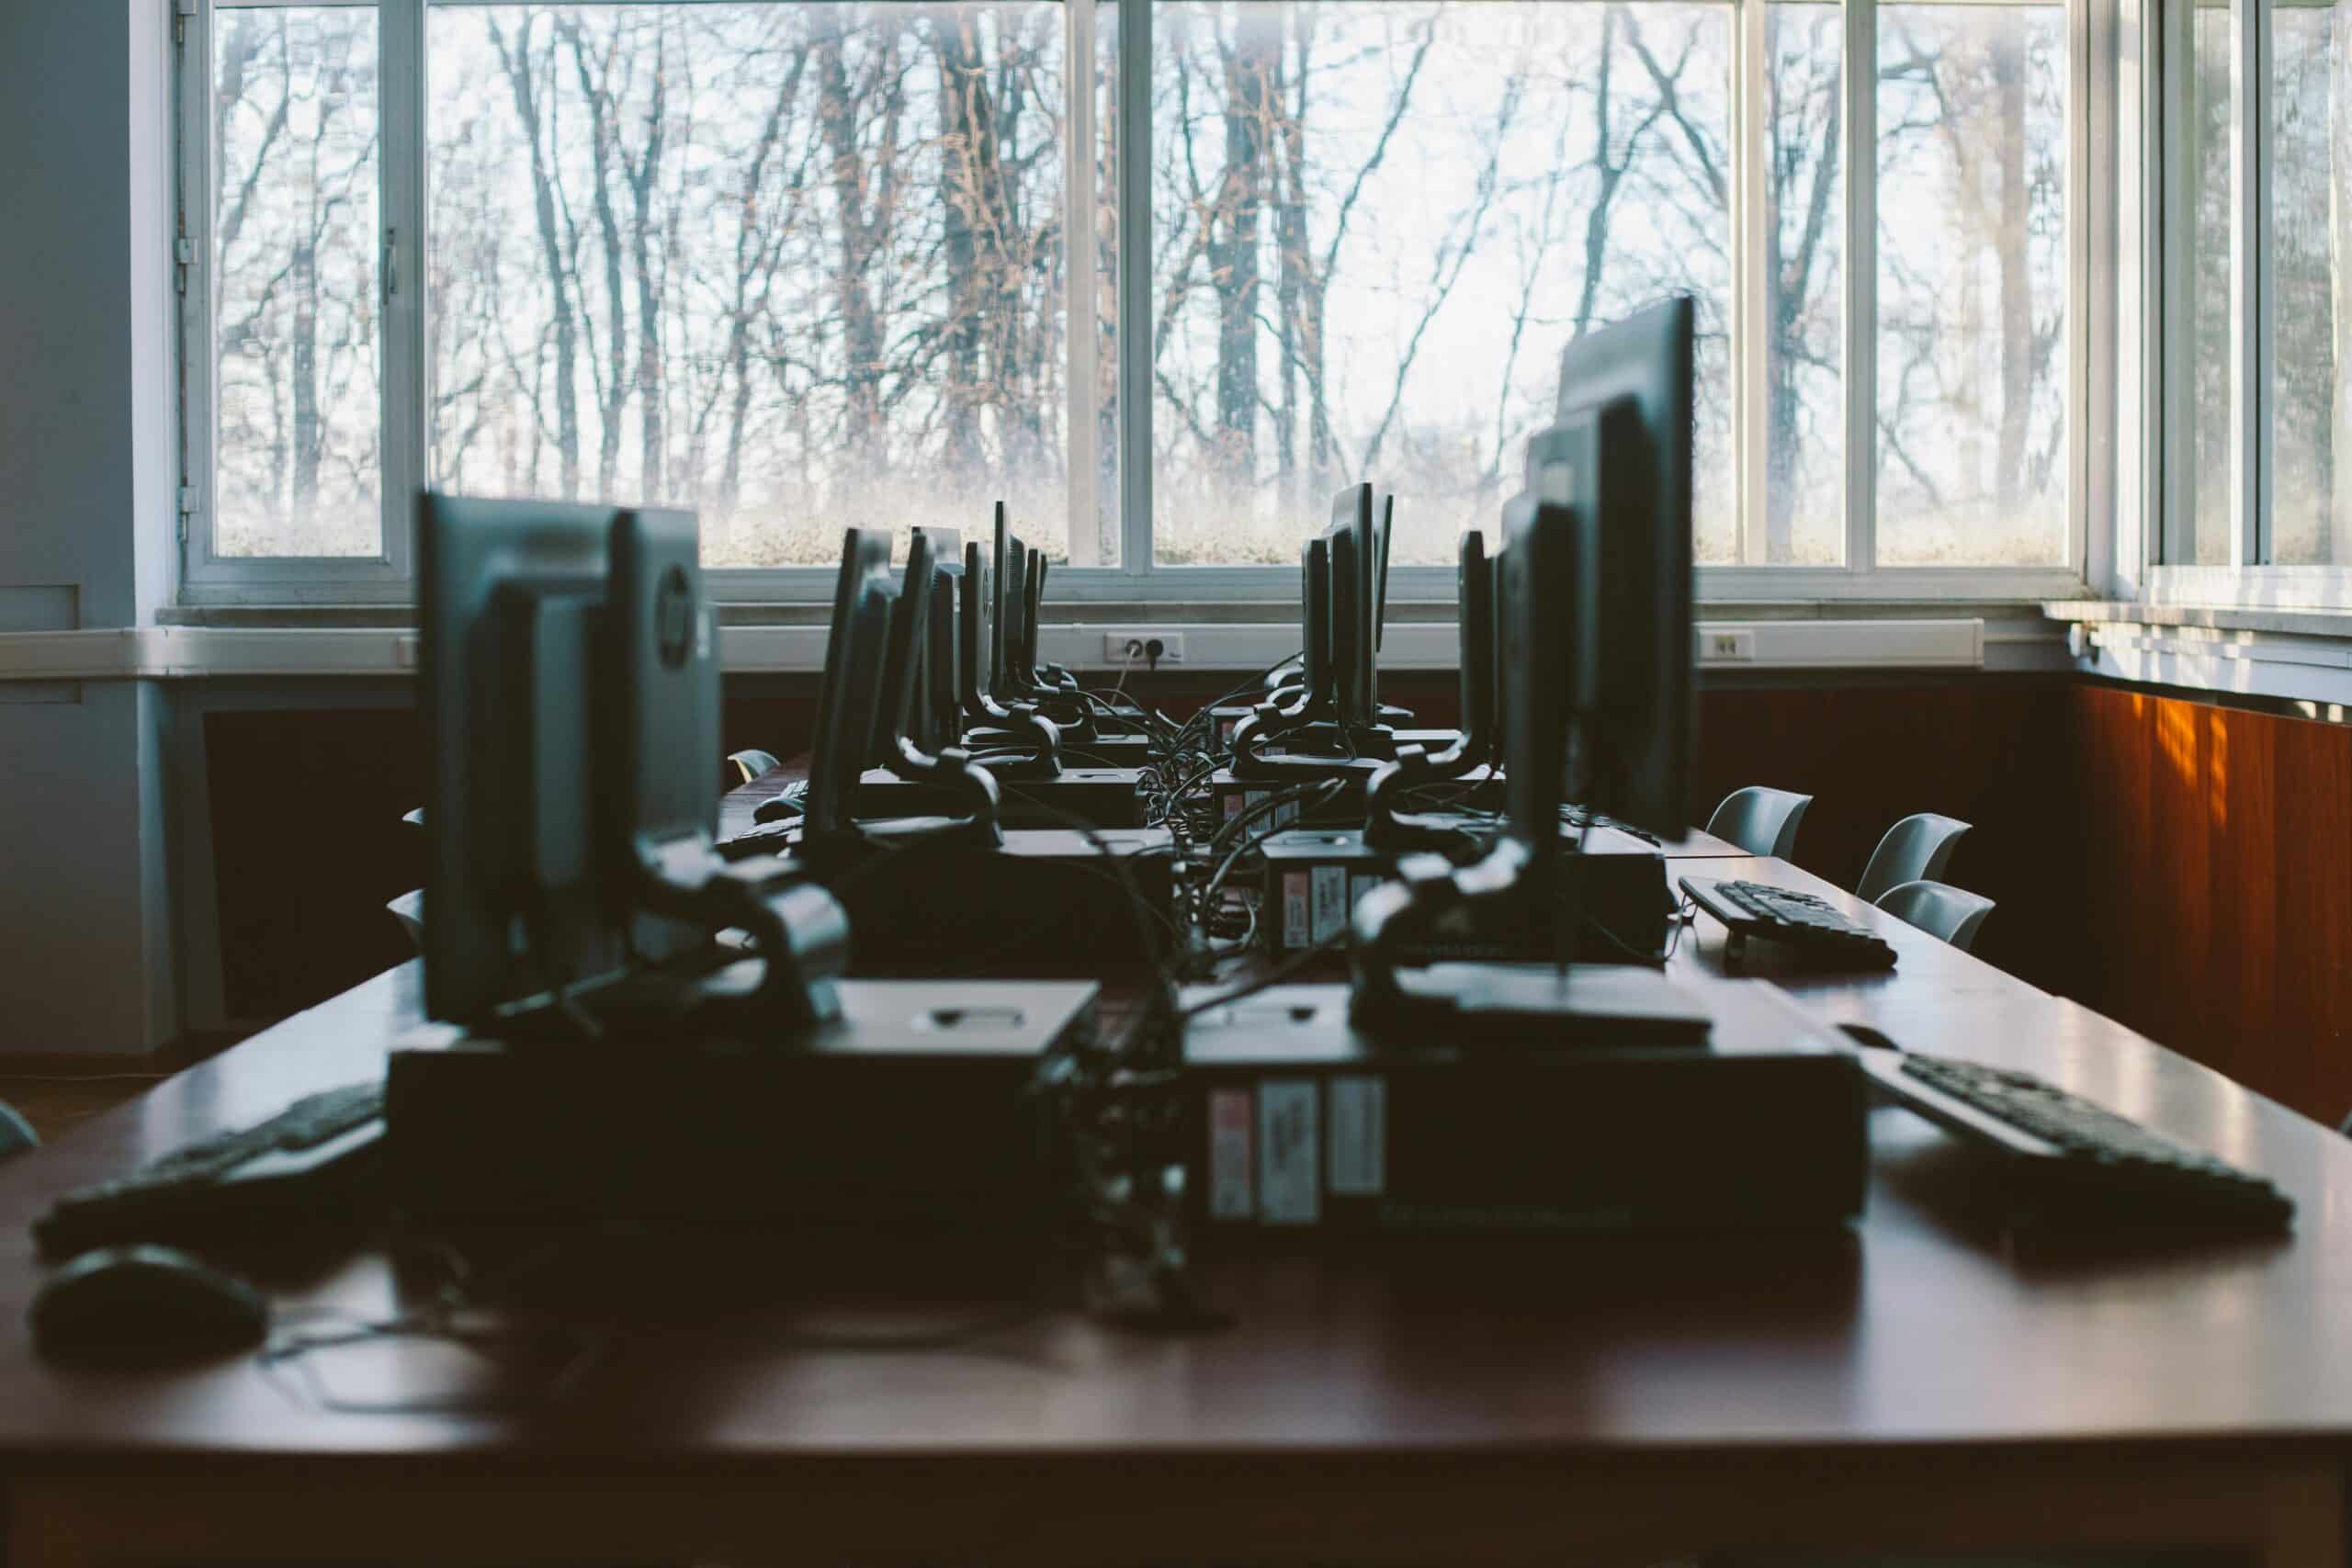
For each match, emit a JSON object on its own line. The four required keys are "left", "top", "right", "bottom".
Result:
{"left": 175, "top": 0, "right": 2101, "bottom": 608}
{"left": 2142, "top": 0, "right": 2352, "bottom": 606}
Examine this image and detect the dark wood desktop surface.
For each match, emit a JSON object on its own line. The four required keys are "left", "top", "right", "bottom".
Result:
{"left": 1, "top": 839, "right": 2346, "bottom": 1562}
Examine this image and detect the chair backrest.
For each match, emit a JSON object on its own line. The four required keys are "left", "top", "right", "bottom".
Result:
{"left": 1705, "top": 785, "right": 1813, "bottom": 859}
{"left": 727, "top": 750, "right": 780, "bottom": 787}
{"left": 387, "top": 889, "right": 425, "bottom": 956}
{"left": 0, "top": 1100, "right": 38, "bottom": 1162}
{"left": 1875, "top": 878, "right": 1996, "bottom": 953}
{"left": 1857, "top": 812, "right": 1972, "bottom": 904}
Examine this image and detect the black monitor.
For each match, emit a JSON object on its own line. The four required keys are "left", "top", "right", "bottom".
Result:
{"left": 420, "top": 494, "right": 843, "bottom": 1033}
{"left": 989, "top": 502, "right": 1012, "bottom": 696}
{"left": 1324, "top": 486, "right": 1377, "bottom": 729}
{"left": 420, "top": 496, "right": 623, "bottom": 1023}
{"left": 918, "top": 527, "right": 963, "bottom": 752}
{"left": 1351, "top": 296, "right": 1697, "bottom": 1017}
{"left": 1554, "top": 295, "right": 1693, "bottom": 838}
{"left": 804, "top": 528, "right": 894, "bottom": 838}
{"left": 1362, "top": 529, "right": 1497, "bottom": 848}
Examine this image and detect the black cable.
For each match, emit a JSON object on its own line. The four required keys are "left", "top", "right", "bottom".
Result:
{"left": 1177, "top": 927, "right": 1350, "bottom": 1019}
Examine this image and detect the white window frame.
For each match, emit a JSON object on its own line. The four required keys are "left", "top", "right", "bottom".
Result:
{"left": 175, "top": 0, "right": 2101, "bottom": 608}
{"left": 2140, "top": 0, "right": 2352, "bottom": 609}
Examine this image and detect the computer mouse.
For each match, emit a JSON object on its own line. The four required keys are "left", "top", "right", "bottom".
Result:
{"left": 1838, "top": 1021, "right": 1903, "bottom": 1052}
{"left": 29, "top": 1245, "right": 269, "bottom": 1365}
{"left": 752, "top": 781, "right": 808, "bottom": 824}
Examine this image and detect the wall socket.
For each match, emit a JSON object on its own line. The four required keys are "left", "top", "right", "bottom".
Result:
{"left": 1102, "top": 631, "right": 1185, "bottom": 666}
{"left": 1702, "top": 627, "right": 1756, "bottom": 661}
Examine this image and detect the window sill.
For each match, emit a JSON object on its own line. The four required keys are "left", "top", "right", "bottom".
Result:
{"left": 0, "top": 601, "right": 2069, "bottom": 681}
{"left": 2047, "top": 602, "right": 2352, "bottom": 709}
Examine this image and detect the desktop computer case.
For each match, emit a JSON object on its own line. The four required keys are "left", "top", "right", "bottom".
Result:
{"left": 1258, "top": 828, "right": 1679, "bottom": 962}
{"left": 1181, "top": 976, "right": 1866, "bottom": 1240}
{"left": 385, "top": 978, "right": 1098, "bottom": 1237}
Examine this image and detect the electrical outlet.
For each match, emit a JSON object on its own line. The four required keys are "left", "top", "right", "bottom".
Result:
{"left": 1702, "top": 627, "right": 1756, "bottom": 662}
{"left": 1102, "top": 631, "right": 1184, "bottom": 666}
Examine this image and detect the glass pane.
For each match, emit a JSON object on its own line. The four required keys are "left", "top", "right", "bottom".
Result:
{"left": 426, "top": 3, "right": 1091, "bottom": 568}
{"left": 1084, "top": 0, "right": 1123, "bottom": 564}
{"left": 1763, "top": 1, "right": 1844, "bottom": 564}
{"left": 2182, "top": 2, "right": 2233, "bottom": 564}
{"left": 2273, "top": 0, "right": 2338, "bottom": 563}
{"left": 1875, "top": 2, "right": 2068, "bottom": 566}
{"left": 1149, "top": 1, "right": 1735, "bottom": 567}
{"left": 211, "top": 6, "right": 382, "bottom": 558}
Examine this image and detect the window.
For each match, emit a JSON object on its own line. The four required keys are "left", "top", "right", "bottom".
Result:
{"left": 2154, "top": 0, "right": 2352, "bottom": 587}
{"left": 181, "top": 0, "right": 2093, "bottom": 599}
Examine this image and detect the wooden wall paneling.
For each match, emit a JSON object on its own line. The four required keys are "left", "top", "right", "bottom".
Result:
{"left": 2145, "top": 694, "right": 2217, "bottom": 1078}
{"left": 203, "top": 708, "right": 425, "bottom": 1021}
{"left": 2076, "top": 686, "right": 2156, "bottom": 1031}
{"left": 2268, "top": 712, "right": 2352, "bottom": 1122}
{"left": 2211, "top": 705, "right": 2278, "bottom": 1104}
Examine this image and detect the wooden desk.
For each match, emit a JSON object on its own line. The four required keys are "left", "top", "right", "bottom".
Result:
{"left": 3, "top": 859, "right": 2349, "bottom": 1565}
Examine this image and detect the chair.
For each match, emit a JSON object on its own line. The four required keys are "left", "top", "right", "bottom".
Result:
{"left": 1875, "top": 879, "right": 1995, "bottom": 953}
{"left": 387, "top": 889, "right": 425, "bottom": 956}
{"left": 1857, "top": 812, "right": 1973, "bottom": 904}
{"left": 728, "top": 750, "right": 781, "bottom": 786}
{"left": 0, "top": 1100, "right": 37, "bottom": 1162}
{"left": 1706, "top": 786, "right": 1813, "bottom": 859}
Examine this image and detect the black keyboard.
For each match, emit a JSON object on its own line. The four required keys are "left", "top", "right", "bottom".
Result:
{"left": 718, "top": 816, "right": 801, "bottom": 859}
{"left": 1679, "top": 875, "right": 1897, "bottom": 971}
{"left": 34, "top": 1083, "right": 384, "bottom": 1258}
{"left": 1860, "top": 1049, "right": 2294, "bottom": 1236}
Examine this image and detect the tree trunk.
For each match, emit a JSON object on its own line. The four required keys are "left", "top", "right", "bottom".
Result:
{"left": 1213, "top": 13, "right": 1274, "bottom": 491}
{"left": 1994, "top": 28, "right": 2031, "bottom": 516}
{"left": 1275, "top": 20, "right": 1310, "bottom": 510}
{"left": 817, "top": 34, "right": 886, "bottom": 470}
{"left": 628, "top": 18, "right": 669, "bottom": 503}
{"left": 493, "top": 16, "right": 581, "bottom": 499}
{"left": 933, "top": 15, "right": 994, "bottom": 479}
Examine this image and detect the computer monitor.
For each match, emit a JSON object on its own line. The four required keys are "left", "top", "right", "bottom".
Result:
{"left": 1374, "top": 492, "right": 1394, "bottom": 655}
{"left": 918, "top": 527, "right": 963, "bottom": 752}
{"left": 1554, "top": 295, "right": 1693, "bottom": 838}
{"left": 420, "top": 493, "right": 842, "bottom": 1032}
{"left": 989, "top": 502, "right": 1012, "bottom": 696}
{"left": 1023, "top": 547, "right": 1049, "bottom": 686}
{"left": 1325, "top": 486, "right": 1377, "bottom": 729}
{"left": 419, "top": 496, "right": 626, "bottom": 1024}
{"left": 804, "top": 528, "right": 894, "bottom": 838}
{"left": 1351, "top": 297, "right": 1697, "bottom": 1010}
{"left": 1362, "top": 528, "right": 1496, "bottom": 847}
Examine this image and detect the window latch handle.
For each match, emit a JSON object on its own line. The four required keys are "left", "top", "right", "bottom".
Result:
{"left": 383, "top": 227, "right": 399, "bottom": 300}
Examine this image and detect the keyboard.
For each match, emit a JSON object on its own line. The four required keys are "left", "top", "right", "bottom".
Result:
{"left": 1860, "top": 1048, "right": 2294, "bottom": 1236}
{"left": 1679, "top": 875, "right": 1897, "bottom": 971}
{"left": 34, "top": 1082, "right": 384, "bottom": 1258}
{"left": 718, "top": 816, "right": 801, "bottom": 859}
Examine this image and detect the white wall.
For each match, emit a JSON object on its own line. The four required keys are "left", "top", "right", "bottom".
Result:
{"left": 0, "top": 0, "right": 180, "bottom": 1052}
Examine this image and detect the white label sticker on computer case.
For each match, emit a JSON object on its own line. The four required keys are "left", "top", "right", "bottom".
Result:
{"left": 1283, "top": 873, "right": 1311, "bottom": 949}
{"left": 1327, "top": 1077, "right": 1386, "bottom": 1196}
{"left": 1310, "top": 864, "right": 1348, "bottom": 943}
{"left": 1258, "top": 1080, "right": 1320, "bottom": 1224}
{"left": 1208, "top": 1089, "right": 1253, "bottom": 1220}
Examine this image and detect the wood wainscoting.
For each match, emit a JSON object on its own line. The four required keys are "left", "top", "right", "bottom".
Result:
{"left": 2070, "top": 682, "right": 2352, "bottom": 1126}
